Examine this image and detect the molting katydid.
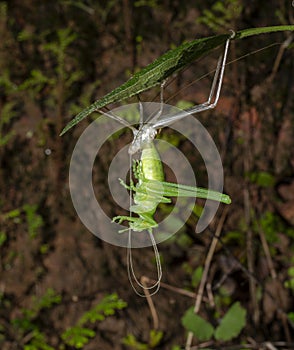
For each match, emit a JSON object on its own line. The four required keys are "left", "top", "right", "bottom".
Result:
{"left": 95, "top": 35, "right": 233, "bottom": 295}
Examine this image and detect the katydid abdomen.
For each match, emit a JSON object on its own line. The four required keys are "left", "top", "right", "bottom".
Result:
{"left": 131, "top": 142, "right": 167, "bottom": 220}
{"left": 141, "top": 142, "right": 164, "bottom": 182}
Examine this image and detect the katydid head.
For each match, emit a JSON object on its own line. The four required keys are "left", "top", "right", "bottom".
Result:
{"left": 128, "top": 124, "right": 157, "bottom": 154}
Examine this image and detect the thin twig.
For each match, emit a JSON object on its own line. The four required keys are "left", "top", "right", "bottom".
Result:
{"left": 190, "top": 341, "right": 294, "bottom": 350}
{"left": 255, "top": 211, "right": 291, "bottom": 342}
{"left": 185, "top": 207, "right": 229, "bottom": 350}
{"left": 244, "top": 188, "right": 259, "bottom": 325}
{"left": 142, "top": 276, "right": 207, "bottom": 300}
{"left": 269, "top": 34, "right": 293, "bottom": 83}
{"left": 265, "top": 341, "right": 278, "bottom": 350}
{"left": 141, "top": 276, "right": 159, "bottom": 330}
{"left": 206, "top": 282, "right": 215, "bottom": 307}
{"left": 256, "top": 220, "right": 277, "bottom": 279}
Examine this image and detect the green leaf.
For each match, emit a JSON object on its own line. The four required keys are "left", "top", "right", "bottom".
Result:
{"left": 35, "top": 288, "right": 62, "bottom": 310}
{"left": 78, "top": 293, "right": 127, "bottom": 325}
{"left": 23, "top": 204, "right": 44, "bottom": 239}
{"left": 60, "top": 33, "right": 228, "bottom": 135}
{"left": 149, "top": 329, "right": 163, "bottom": 347}
{"left": 21, "top": 288, "right": 61, "bottom": 320}
{"left": 61, "top": 25, "right": 294, "bottom": 135}
{"left": 191, "top": 266, "right": 203, "bottom": 288}
{"left": 181, "top": 307, "right": 214, "bottom": 341}
{"left": 214, "top": 302, "right": 246, "bottom": 341}
{"left": 122, "top": 334, "right": 149, "bottom": 350}
{"left": 234, "top": 25, "right": 294, "bottom": 40}
{"left": 3, "top": 208, "right": 21, "bottom": 219}
{"left": 61, "top": 326, "right": 95, "bottom": 348}
{"left": 197, "top": 0, "right": 243, "bottom": 32}
{"left": 24, "top": 329, "right": 54, "bottom": 350}
{"left": 288, "top": 312, "right": 294, "bottom": 323}
{"left": 0, "top": 232, "right": 7, "bottom": 246}
{"left": 247, "top": 171, "right": 275, "bottom": 187}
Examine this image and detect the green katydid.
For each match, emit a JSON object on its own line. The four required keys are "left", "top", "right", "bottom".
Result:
{"left": 64, "top": 26, "right": 294, "bottom": 295}
{"left": 112, "top": 141, "right": 231, "bottom": 234}
{"left": 110, "top": 137, "right": 231, "bottom": 295}
{"left": 69, "top": 32, "right": 235, "bottom": 296}
{"left": 109, "top": 103, "right": 232, "bottom": 296}
{"left": 90, "top": 35, "right": 233, "bottom": 295}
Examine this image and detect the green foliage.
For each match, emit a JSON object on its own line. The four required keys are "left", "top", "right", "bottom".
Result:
{"left": 61, "top": 326, "right": 96, "bottom": 349}
{"left": 2, "top": 208, "right": 21, "bottom": 220}
{"left": 214, "top": 302, "right": 246, "bottom": 341}
{"left": 11, "top": 291, "right": 126, "bottom": 349}
{"left": 258, "top": 211, "right": 280, "bottom": 244}
{"left": 23, "top": 330, "right": 54, "bottom": 350}
{"left": 123, "top": 335, "right": 149, "bottom": 350}
{"left": 23, "top": 204, "right": 44, "bottom": 239}
{"left": 191, "top": 203, "right": 204, "bottom": 218}
{"left": 181, "top": 302, "right": 246, "bottom": 342}
{"left": 191, "top": 266, "right": 203, "bottom": 288}
{"left": 17, "top": 288, "right": 62, "bottom": 322}
{"left": 0, "top": 205, "right": 43, "bottom": 249}
{"left": 224, "top": 207, "right": 294, "bottom": 262}
{"left": 78, "top": 293, "right": 127, "bottom": 324}
{"left": 0, "top": 3, "right": 20, "bottom": 148}
{"left": 214, "top": 286, "right": 234, "bottom": 309}
{"left": 12, "top": 289, "right": 61, "bottom": 349}
{"left": 222, "top": 229, "right": 246, "bottom": 246}
{"left": 134, "top": 0, "right": 159, "bottom": 8}
{"left": 122, "top": 330, "right": 163, "bottom": 349}
{"left": 175, "top": 100, "right": 194, "bottom": 110}
{"left": 0, "top": 231, "right": 7, "bottom": 246}
{"left": 62, "top": 293, "right": 127, "bottom": 348}
{"left": 247, "top": 171, "right": 275, "bottom": 188}
{"left": 197, "top": 0, "right": 243, "bottom": 31}
{"left": 158, "top": 129, "right": 184, "bottom": 148}
{"left": 43, "top": 28, "right": 83, "bottom": 90}
{"left": 182, "top": 308, "right": 214, "bottom": 341}
{"left": 149, "top": 330, "right": 163, "bottom": 347}
{"left": 69, "top": 80, "right": 102, "bottom": 117}
{"left": 284, "top": 267, "right": 294, "bottom": 291}
{"left": 19, "top": 69, "right": 55, "bottom": 94}
{"left": 0, "top": 100, "right": 17, "bottom": 147}
{"left": 288, "top": 312, "right": 294, "bottom": 323}
{"left": 19, "top": 28, "right": 83, "bottom": 104}
{"left": 253, "top": 211, "right": 294, "bottom": 246}
{"left": 0, "top": 77, "right": 17, "bottom": 147}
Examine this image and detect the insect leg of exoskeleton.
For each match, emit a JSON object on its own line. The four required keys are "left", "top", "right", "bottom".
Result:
{"left": 127, "top": 228, "right": 162, "bottom": 297}
{"left": 138, "top": 100, "right": 145, "bottom": 127}
{"left": 146, "top": 79, "right": 168, "bottom": 124}
{"left": 151, "top": 32, "right": 234, "bottom": 129}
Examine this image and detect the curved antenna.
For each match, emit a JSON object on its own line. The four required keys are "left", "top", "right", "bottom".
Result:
{"left": 127, "top": 228, "right": 162, "bottom": 297}
{"left": 98, "top": 108, "right": 137, "bottom": 132}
